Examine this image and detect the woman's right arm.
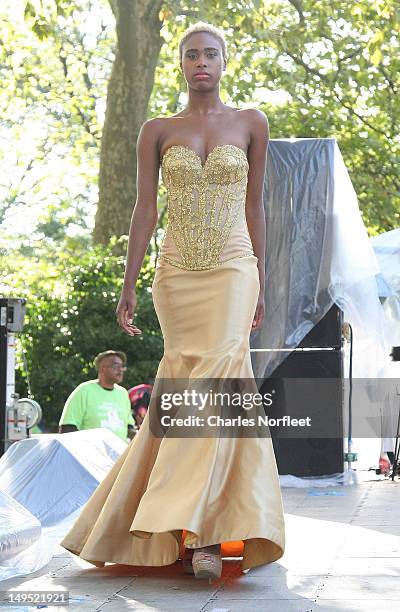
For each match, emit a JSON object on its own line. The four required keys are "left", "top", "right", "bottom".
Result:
{"left": 116, "top": 118, "right": 161, "bottom": 336}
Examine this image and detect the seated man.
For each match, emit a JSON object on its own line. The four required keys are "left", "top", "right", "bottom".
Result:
{"left": 59, "top": 350, "right": 135, "bottom": 441}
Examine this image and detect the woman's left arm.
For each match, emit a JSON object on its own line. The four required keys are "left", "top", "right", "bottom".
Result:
{"left": 244, "top": 109, "right": 269, "bottom": 330}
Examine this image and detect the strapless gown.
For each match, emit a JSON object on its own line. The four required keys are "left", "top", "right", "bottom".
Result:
{"left": 60, "top": 144, "right": 285, "bottom": 570}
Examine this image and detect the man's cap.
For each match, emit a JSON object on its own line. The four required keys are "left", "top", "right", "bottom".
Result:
{"left": 94, "top": 350, "right": 127, "bottom": 370}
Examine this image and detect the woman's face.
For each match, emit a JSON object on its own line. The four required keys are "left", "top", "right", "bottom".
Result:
{"left": 180, "top": 31, "right": 225, "bottom": 89}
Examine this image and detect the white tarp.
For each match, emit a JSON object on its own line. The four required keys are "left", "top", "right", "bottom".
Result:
{"left": 0, "top": 429, "right": 126, "bottom": 526}
{"left": 0, "top": 428, "right": 126, "bottom": 581}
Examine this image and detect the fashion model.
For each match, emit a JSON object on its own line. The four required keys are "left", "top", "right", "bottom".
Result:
{"left": 60, "top": 21, "right": 285, "bottom": 583}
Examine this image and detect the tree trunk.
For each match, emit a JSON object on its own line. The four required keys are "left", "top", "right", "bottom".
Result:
{"left": 93, "top": 0, "right": 164, "bottom": 244}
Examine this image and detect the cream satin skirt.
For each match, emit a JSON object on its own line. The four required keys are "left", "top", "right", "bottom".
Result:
{"left": 60, "top": 254, "right": 285, "bottom": 570}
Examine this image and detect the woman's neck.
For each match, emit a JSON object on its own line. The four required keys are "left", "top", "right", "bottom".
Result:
{"left": 184, "top": 89, "right": 225, "bottom": 116}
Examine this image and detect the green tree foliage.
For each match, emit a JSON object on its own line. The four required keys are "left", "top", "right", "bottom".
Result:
{"left": 257, "top": 0, "right": 400, "bottom": 233}
{"left": 6, "top": 239, "right": 163, "bottom": 431}
{"left": 2, "top": 0, "right": 398, "bottom": 249}
{"left": 0, "top": 0, "right": 113, "bottom": 254}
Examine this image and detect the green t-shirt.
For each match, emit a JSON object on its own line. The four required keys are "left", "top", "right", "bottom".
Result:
{"left": 59, "top": 380, "right": 134, "bottom": 441}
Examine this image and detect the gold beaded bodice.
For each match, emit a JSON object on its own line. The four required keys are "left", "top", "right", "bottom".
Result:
{"left": 158, "top": 144, "right": 254, "bottom": 271}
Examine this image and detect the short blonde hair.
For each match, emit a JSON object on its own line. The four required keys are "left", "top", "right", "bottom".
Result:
{"left": 179, "top": 21, "right": 228, "bottom": 63}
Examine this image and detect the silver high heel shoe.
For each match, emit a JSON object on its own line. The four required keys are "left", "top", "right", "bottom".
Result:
{"left": 192, "top": 550, "right": 222, "bottom": 583}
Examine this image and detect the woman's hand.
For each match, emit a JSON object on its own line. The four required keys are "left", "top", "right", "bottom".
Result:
{"left": 252, "top": 291, "right": 265, "bottom": 331}
{"left": 116, "top": 288, "right": 142, "bottom": 336}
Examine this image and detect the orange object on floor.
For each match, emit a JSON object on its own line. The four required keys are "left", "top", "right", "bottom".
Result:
{"left": 180, "top": 529, "right": 244, "bottom": 558}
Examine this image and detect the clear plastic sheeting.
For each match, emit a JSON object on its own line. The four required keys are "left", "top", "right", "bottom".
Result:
{"left": 0, "top": 429, "right": 127, "bottom": 526}
{"left": 371, "top": 227, "right": 400, "bottom": 356}
{"left": 0, "top": 489, "right": 54, "bottom": 581}
{"left": 0, "top": 537, "right": 54, "bottom": 582}
{"left": 251, "top": 138, "right": 393, "bottom": 380}
{"left": 371, "top": 228, "right": 400, "bottom": 454}
{"left": 0, "top": 489, "right": 41, "bottom": 562}
{"left": 279, "top": 468, "right": 359, "bottom": 488}
{"left": 371, "top": 228, "right": 400, "bottom": 294}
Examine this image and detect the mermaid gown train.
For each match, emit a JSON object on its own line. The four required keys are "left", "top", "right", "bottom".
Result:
{"left": 60, "top": 144, "right": 285, "bottom": 570}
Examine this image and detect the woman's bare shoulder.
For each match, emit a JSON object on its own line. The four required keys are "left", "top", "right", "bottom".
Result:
{"left": 238, "top": 107, "right": 268, "bottom": 124}
{"left": 142, "top": 114, "right": 184, "bottom": 128}
{"left": 139, "top": 115, "right": 183, "bottom": 143}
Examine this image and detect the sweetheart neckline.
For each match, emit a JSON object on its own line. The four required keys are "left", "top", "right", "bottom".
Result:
{"left": 160, "top": 143, "right": 248, "bottom": 169}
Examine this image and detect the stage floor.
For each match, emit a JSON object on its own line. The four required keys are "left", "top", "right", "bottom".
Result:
{"left": 0, "top": 470, "right": 399, "bottom": 611}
